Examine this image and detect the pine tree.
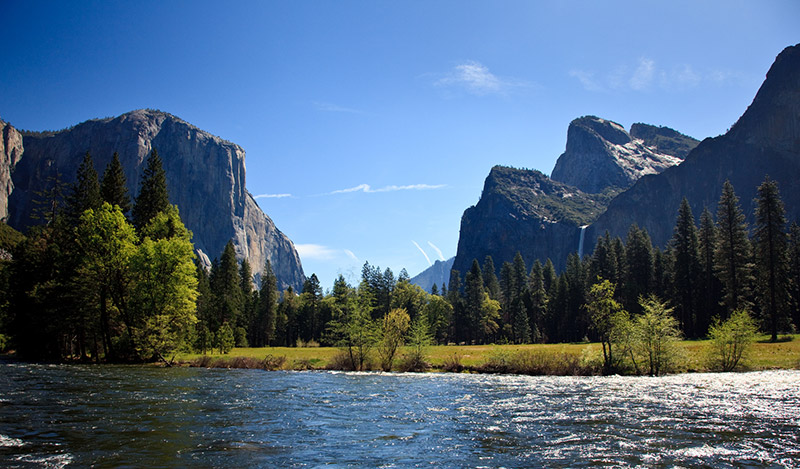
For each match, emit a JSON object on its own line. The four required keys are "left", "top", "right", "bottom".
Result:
{"left": 564, "top": 252, "right": 588, "bottom": 341}
{"left": 132, "top": 149, "right": 169, "bottom": 232}
{"left": 698, "top": 208, "right": 721, "bottom": 336}
{"left": 511, "top": 253, "right": 531, "bottom": 343}
{"left": 542, "top": 259, "right": 557, "bottom": 293}
{"left": 239, "top": 259, "right": 255, "bottom": 345}
{"left": 527, "top": 260, "right": 547, "bottom": 342}
{"left": 623, "top": 225, "right": 654, "bottom": 314}
{"left": 256, "top": 260, "right": 278, "bottom": 346}
{"left": 787, "top": 223, "right": 800, "bottom": 331}
{"left": 446, "top": 268, "right": 463, "bottom": 343}
{"left": 670, "top": 198, "right": 701, "bottom": 337}
{"left": 211, "top": 241, "right": 243, "bottom": 332}
{"left": 300, "top": 273, "right": 323, "bottom": 342}
{"left": 753, "top": 176, "right": 789, "bottom": 342}
{"left": 482, "top": 255, "right": 500, "bottom": 301}
{"left": 464, "top": 260, "right": 484, "bottom": 344}
{"left": 100, "top": 152, "right": 131, "bottom": 214}
{"left": 590, "top": 231, "right": 621, "bottom": 287}
{"left": 65, "top": 151, "right": 102, "bottom": 227}
{"left": 194, "top": 261, "right": 213, "bottom": 349}
{"left": 714, "top": 180, "right": 753, "bottom": 317}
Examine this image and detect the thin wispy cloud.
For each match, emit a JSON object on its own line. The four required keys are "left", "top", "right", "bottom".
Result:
{"left": 629, "top": 58, "right": 655, "bottom": 91}
{"left": 312, "top": 101, "right": 366, "bottom": 114}
{"left": 295, "top": 244, "right": 338, "bottom": 261}
{"left": 427, "top": 241, "right": 445, "bottom": 261}
{"left": 344, "top": 249, "right": 359, "bottom": 262}
{"left": 295, "top": 244, "right": 359, "bottom": 263}
{"left": 571, "top": 58, "right": 746, "bottom": 93}
{"left": 330, "top": 183, "right": 446, "bottom": 195}
{"left": 568, "top": 70, "right": 603, "bottom": 92}
{"left": 434, "top": 60, "right": 531, "bottom": 96}
{"left": 253, "top": 193, "right": 292, "bottom": 199}
{"left": 412, "top": 240, "right": 432, "bottom": 266}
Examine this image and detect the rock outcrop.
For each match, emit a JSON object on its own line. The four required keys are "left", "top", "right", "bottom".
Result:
{"left": 410, "top": 257, "right": 454, "bottom": 292}
{"left": 8, "top": 109, "right": 305, "bottom": 290}
{"left": 0, "top": 120, "right": 24, "bottom": 221}
{"left": 587, "top": 43, "right": 800, "bottom": 250}
{"left": 629, "top": 123, "right": 699, "bottom": 160}
{"left": 452, "top": 166, "right": 609, "bottom": 276}
{"left": 550, "top": 116, "right": 691, "bottom": 193}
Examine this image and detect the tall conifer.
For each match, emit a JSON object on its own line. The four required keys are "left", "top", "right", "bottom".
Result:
{"left": 754, "top": 176, "right": 789, "bottom": 342}
{"left": 714, "top": 180, "right": 753, "bottom": 317}
{"left": 670, "top": 198, "right": 701, "bottom": 337}
{"left": 66, "top": 151, "right": 102, "bottom": 227}
{"left": 698, "top": 208, "right": 721, "bottom": 335}
{"left": 132, "top": 149, "right": 169, "bottom": 232}
{"left": 100, "top": 152, "right": 131, "bottom": 214}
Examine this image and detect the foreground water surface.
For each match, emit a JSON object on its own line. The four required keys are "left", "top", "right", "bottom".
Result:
{"left": 1, "top": 363, "right": 799, "bottom": 467}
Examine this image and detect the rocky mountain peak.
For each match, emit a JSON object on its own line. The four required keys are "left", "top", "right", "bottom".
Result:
{"left": 550, "top": 116, "right": 690, "bottom": 193}
{"left": 7, "top": 109, "right": 304, "bottom": 290}
{"left": 587, "top": 43, "right": 800, "bottom": 251}
{"left": 727, "top": 43, "right": 800, "bottom": 153}
{"left": 629, "top": 123, "right": 699, "bottom": 159}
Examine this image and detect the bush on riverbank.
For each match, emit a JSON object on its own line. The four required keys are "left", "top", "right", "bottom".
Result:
{"left": 474, "top": 349, "right": 599, "bottom": 376}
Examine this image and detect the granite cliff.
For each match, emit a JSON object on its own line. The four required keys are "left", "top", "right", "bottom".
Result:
{"left": 452, "top": 166, "right": 611, "bottom": 276}
{"left": 587, "top": 43, "right": 800, "bottom": 250}
{"left": 452, "top": 116, "right": 696, "bottom": 278}
{"left": 7, "top": 109, "right": 305, "bottom": 290}
{"left": 0, "top": 120, "right": 24, "bottom": 221}
{"left": 550, "top": 116, "right": 694, "bottom": 193}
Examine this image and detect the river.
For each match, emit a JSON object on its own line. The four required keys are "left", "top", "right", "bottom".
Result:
{"left": 1, "top": 362, "right": 799, "bottom": 467}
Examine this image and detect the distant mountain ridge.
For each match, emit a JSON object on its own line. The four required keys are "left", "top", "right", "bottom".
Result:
{"left": 2, "top": 109, "right": 305, "bottom": 290}
{"left": 586, "top": 43, "right": 800, "bottom": 250}
{"left": 410, "top": 257, "right": 454, "bottom": 292}
{"left": 453, "top": 117, "right": 694, "bottom": 277}
{"left": 454, "top": 43, "right": 800, "bottom": 279}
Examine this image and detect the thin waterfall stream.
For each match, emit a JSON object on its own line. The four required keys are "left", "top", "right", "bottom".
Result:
{"left": 577, "top": 225, "right": 588, "bottom": 258}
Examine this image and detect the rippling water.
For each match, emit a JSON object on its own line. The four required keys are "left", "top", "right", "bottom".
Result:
{"left": 1, "top": 362, "right": 799, "bottom": 467}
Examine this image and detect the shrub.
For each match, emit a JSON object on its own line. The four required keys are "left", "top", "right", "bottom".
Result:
{"left": 475, "top": 349, "right": 597, "bottom": 376}
{"left": 633, "top": 295, "right": 685, "bottom": 376}
{"left": 706, "top": 309, "right": 759, "bottom": 371}
{"left": 441, "top": 353, "right": 464, "bottom": 373}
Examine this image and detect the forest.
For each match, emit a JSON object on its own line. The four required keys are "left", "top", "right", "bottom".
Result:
{"left": 0, "top": 149, "right": 799, "bottom": 367}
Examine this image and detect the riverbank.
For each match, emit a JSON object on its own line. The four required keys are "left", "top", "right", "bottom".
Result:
{"left": 177, "top": 334, "right": 800, "bottom": 374}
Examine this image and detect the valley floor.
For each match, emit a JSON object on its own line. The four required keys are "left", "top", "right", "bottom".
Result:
{"left": 177, "top": 335, "right": 800, "bottom": 374}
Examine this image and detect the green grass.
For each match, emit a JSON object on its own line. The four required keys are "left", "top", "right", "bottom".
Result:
{"left": 177, "top": 335, "right": 800, "bottom": 373}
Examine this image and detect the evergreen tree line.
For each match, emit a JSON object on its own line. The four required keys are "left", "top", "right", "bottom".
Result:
{"left": 445, "top": 176, "right": 799, "bottom": 344}
{"left": 2, "top": 150, "right": 198, "bottom": 362}
{"left": 202, "top": 175, "right": 798, "bottom": 352}
{"left": 3, "top": 167, "right": 797, "bottom": 360}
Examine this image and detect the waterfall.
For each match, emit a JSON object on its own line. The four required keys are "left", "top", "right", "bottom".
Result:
{"left": 577, "top": 225, "right": 588, "bottom": 258}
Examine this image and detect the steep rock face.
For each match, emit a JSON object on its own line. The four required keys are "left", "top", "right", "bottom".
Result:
{"left": 630, "top": 123, "right": 699, "bottom": 159}
{"left": 588, "top": 43, "right": 800, "bottom": 250}
{"left": 550, "top": 116, "right": 687, "bottom": 193}
{"left": 0, "top": 120, "right": 24, "bottom": 221}
{"left": 410, "top": 257, "right": 454, "bottom": 292}
{"left": 8, "top": 109, "right": 304, "bottom": 290}
{"left": 453, "top": 166, "right": 608, "bottom": 276}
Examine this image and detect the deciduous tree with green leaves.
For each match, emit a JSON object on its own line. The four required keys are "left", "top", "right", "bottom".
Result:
{"left": 377, "top": 308, "right": 410, "bottom": 371}
{"left": 128, "top": 206, "right": 198, "bottom": 363}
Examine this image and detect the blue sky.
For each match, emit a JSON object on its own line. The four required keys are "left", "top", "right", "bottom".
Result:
{"left": 1, "top": 1, "right": 798, "bottom": 290}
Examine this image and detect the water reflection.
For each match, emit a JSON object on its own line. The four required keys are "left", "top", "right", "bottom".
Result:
{"left": 1, "top": 363, "right": 799, "bottom": 467}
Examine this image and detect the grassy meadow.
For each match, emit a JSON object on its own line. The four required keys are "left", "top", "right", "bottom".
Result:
{"left": 177, "top": 334, "right": 800, "bottom": 374}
